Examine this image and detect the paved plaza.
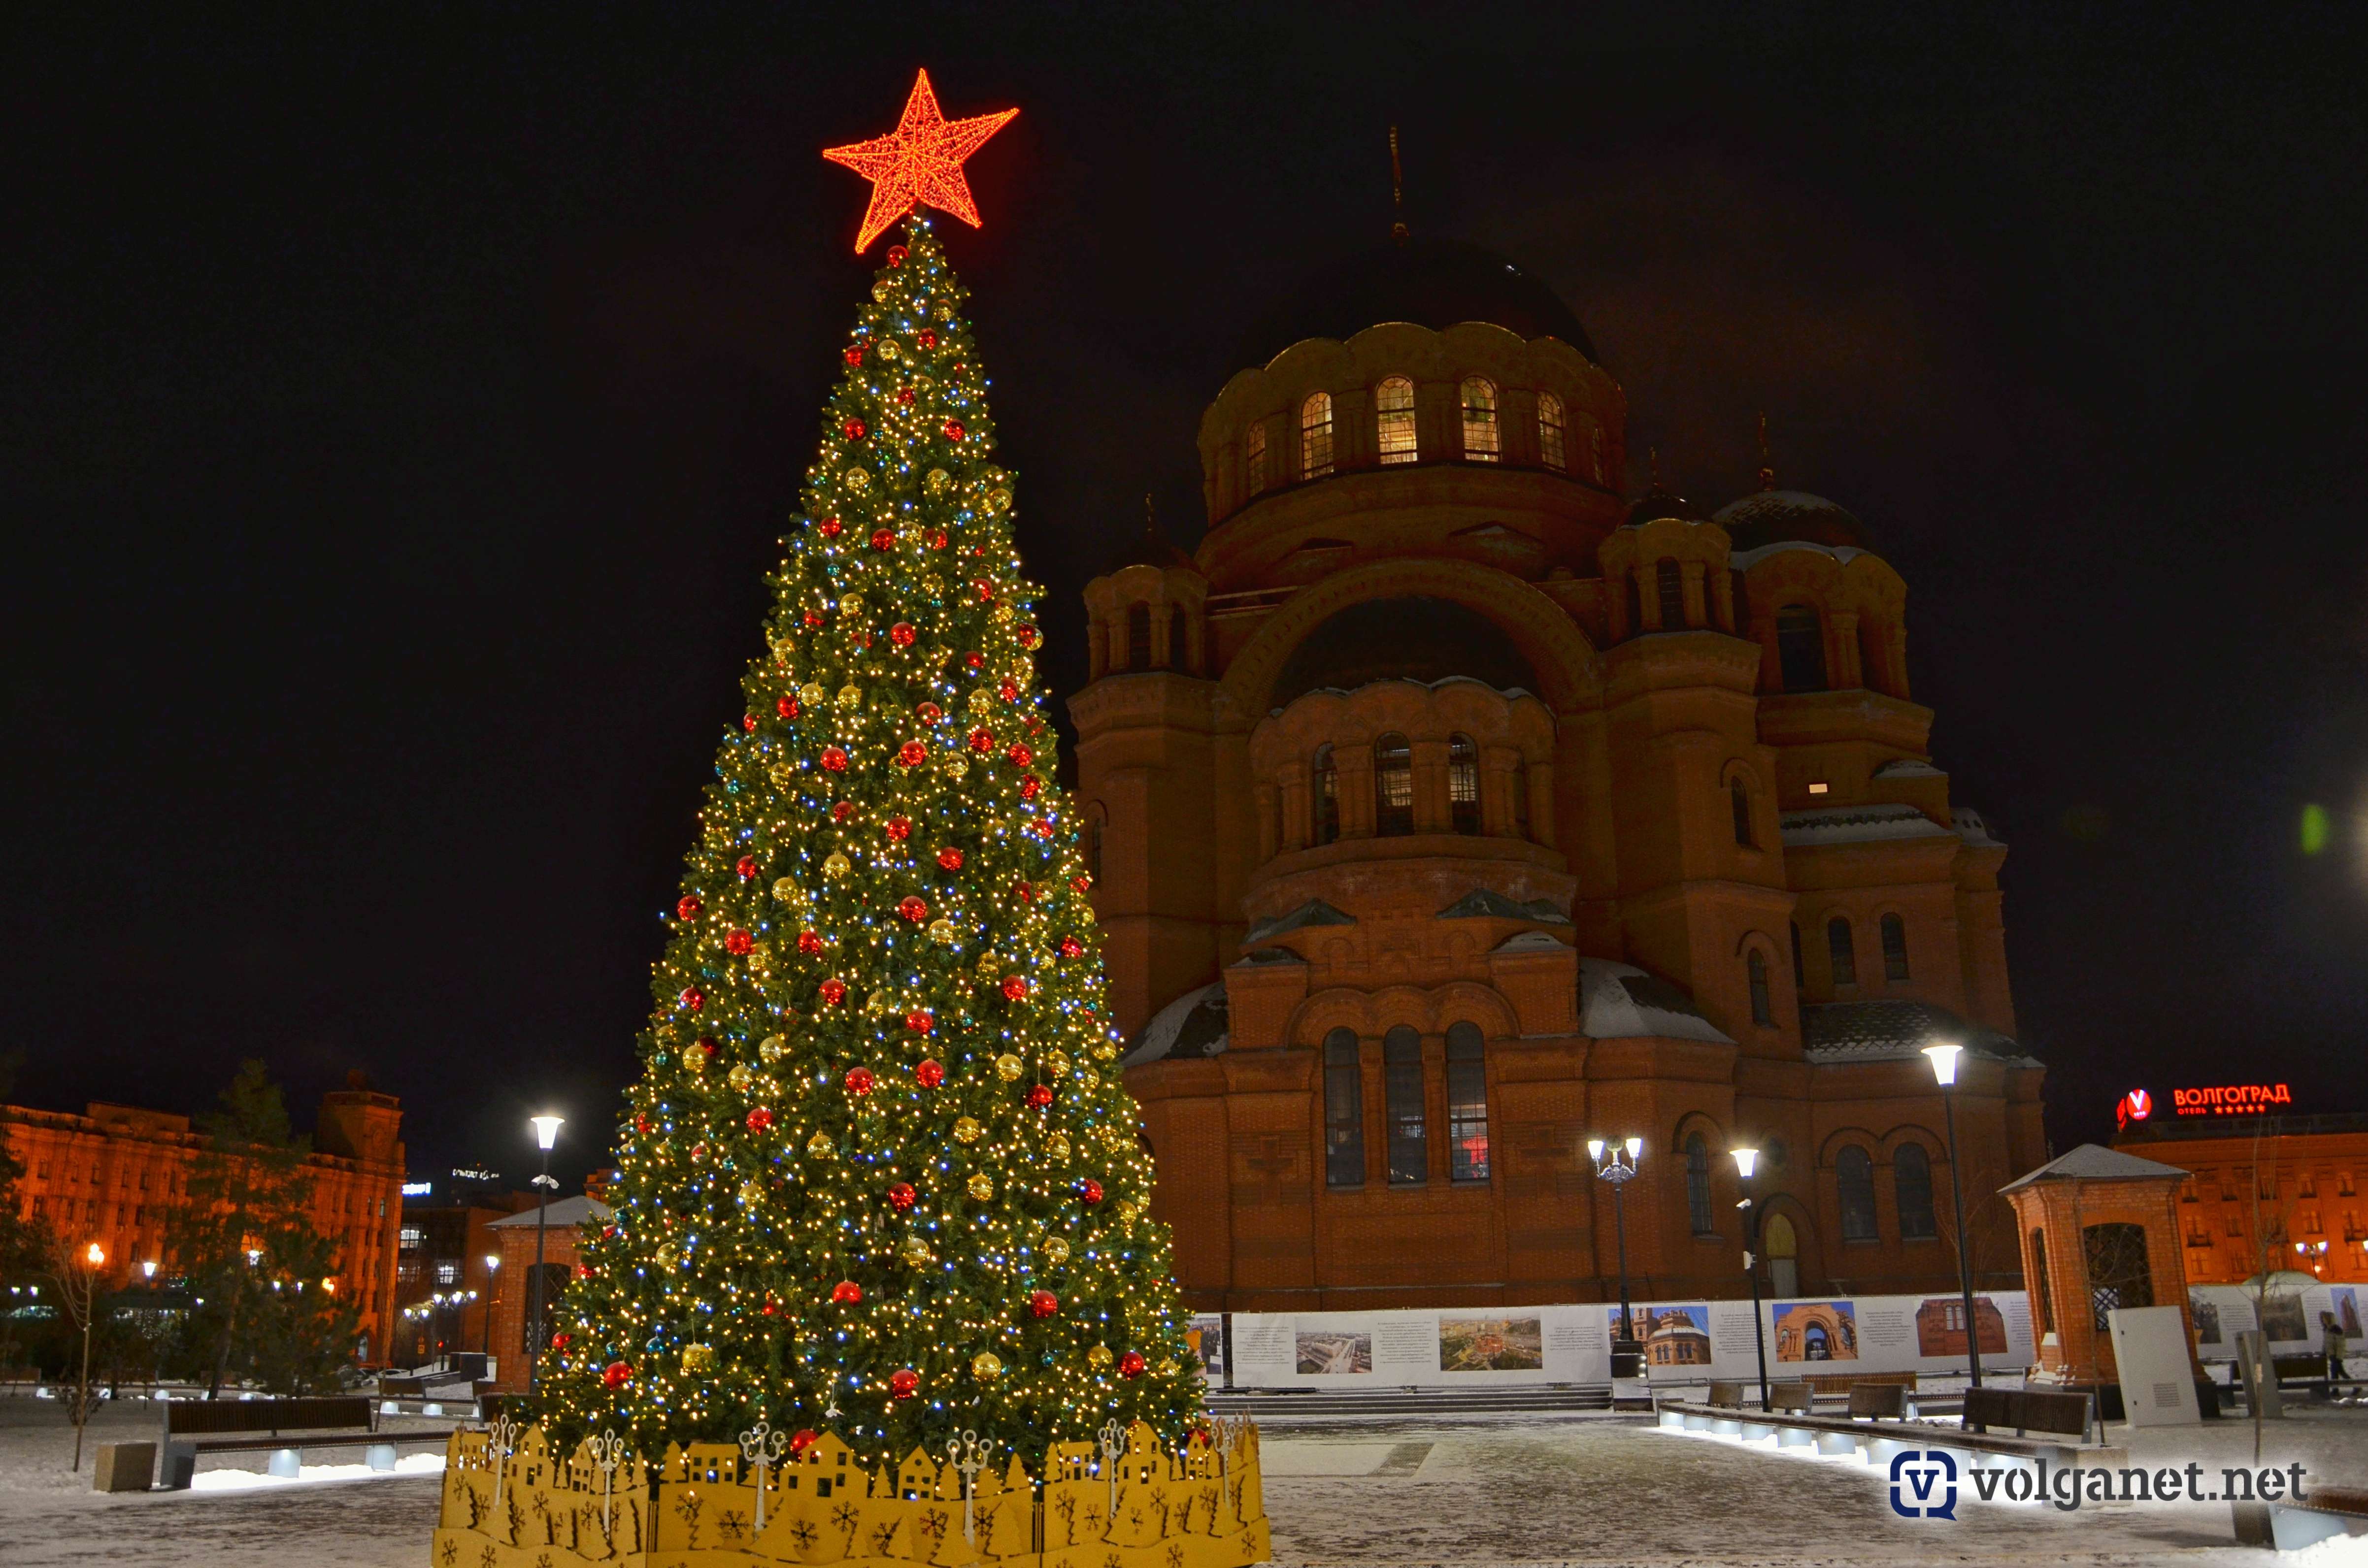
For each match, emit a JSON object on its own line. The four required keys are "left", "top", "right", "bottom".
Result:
{"left": 5, "top": 1397, "right": 2368, "bottom": 1565}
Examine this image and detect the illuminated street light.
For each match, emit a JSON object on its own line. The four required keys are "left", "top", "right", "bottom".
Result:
{"left": 1730, "top": 1149, "right": 1769, "bottom": 1408}
{"left": 1924, "top": 1039, "right": 1984, "bottom": 1387}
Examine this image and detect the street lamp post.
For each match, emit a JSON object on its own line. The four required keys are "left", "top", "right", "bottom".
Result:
{"left": 1587, "top": 1137, "right": 1644, "bottom": 1371}
{"left": 481, "top": 1253, "right": 500, "bottom": 1358}
{"left": 527, "top": 1114, "right": 564, "bottom": 1393}
{"left": 1923, "top": 1042, "right": 1986, "bottom": 1388}
{"left": 69, "top": 1241, "right": 104, "bottom": 1472}
{"left": 1731, "top": 1149, "right": 1770, "bottom": 1410}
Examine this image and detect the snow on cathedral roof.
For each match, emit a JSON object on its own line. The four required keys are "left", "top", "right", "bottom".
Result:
{"left": 1578, "top": 958, "right": 1734, "bottom": 1045}
{"left": 1780, "top": 802, "right": 1954, "bottom": 847}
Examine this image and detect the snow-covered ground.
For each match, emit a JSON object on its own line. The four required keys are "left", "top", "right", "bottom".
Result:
{"left": 3, "top": 1394, "right": 2367, "bottom": 1565}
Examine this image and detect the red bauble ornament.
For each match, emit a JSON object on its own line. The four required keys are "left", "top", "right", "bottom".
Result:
{"left": 897, "top": 740, "right": 928, "bottom": 767}
{"left": 897, "top": 895, "right": 929, "bottom": 923}
{"left": 1029, "top": 1289, "right": 1059, "bottom": 1319}
{"left": 551, "top": 1331, "right": 570, "bottom": 1350}
{"left": 762, "top": 1296, "right": 779, "bottom": 1316}
{"left": 973, "top": 580, "right": 995, "bottom": 602}
{"left": 890, "top": 622, "right": 916, "bottom": 647}
{"left": 634, "top": 1114, "right": 652, "bottom": 1135}
{"left": 1012, "top": 881, "right": 1035, "bottom": 904}
{"left": 742, "top": 713, "right": 759, "bottom": 732}
{"left": 917, "top": 701, "right": 943, "bottom": 723}
{"left": 698, "top": 1037, "right": 719, "bottom": 1059}
{"left": 897, "top": 388, "right": 915, "bottom": 407}
{"left": 966, "top": 652, "right": 986, "bottom": 670}
{"left": 818, "top": 517, "right": 843, "bottom": 539}
{"left": 602, "top": 1360, "right": 633, "bottom": 1390}
{"left": 1059, "top": 936, "right": 1083, "bottom": 958}
{"left": 747, "top": 1106, "right": 774, "bottom": 1132}
{"left": 844, "top": 1066, "right": 876, "bottom": 1097}
{"left": 797, "top": 930, "right": 823, "bottom": 955}
{"left": 870, "top": 528, "right": 895, "bottom": 551}
{"left": 777, "top": 695, "right": 800, "bottom": 719}
{"left": 790, "top": 1428, "right": 818, "bottom": 1454}
{"left": 1001, "top": 975, "right": 1029, "bottom": 1001}
{"left": 886, "top": 244, "right": 908, "bottom": 268}
{"left": 676, "top": 895, "right": 703, "bottom": 920}
{"left": 906, "top": 1012, "right": 935, "bottom": 1038}
{"left": 1119, "top": 1350, "right": 1147, "bottom": 1379}
{"left": 1071, "top": 875, "right": 1092, "bottom": 894}
{"left": 821, "top": 747, "right": 848, "bottom": 772}
{"left": 890, "top": 1367, "right": 920, "bottom": 1399}
{"left": 736, "top": 855, "right": 760, "bottom": 880}
{"left": 886, "top": 1181, "right": 918, "bottom": 1212}
{"left": 885, "top": 816, "right": 912, "bottom": 842}
{"left": 1006, "top": 742, "right": 1033, "bottom": 767}
{"left": 1026, "top": 1084, "right": 1054, "bottom": 1109}
{"left": 1020, "top": 775, "right": 1041, "bottom": 799}
{"left": 1017, "top": 624, "right": 1040, "bottom": 649}
{"left": 998, "top": 680, "right": 1018, "bottom": 702}
{"left": 968, "top": 728, "right": 996, "bottom": 753}
{"left": 680, "top": 987, "right": 705, "bottom": 1012}
{"left": 928, "top": 529, "right": 949, "bottom": 550}
{"left": 943, "top": 419, "right": 966, "bottom": 441}
{"left": 725, "top": 929, "right": 754, "bottom": 955}
{"left": 691, "top": 1142, "right": 707, "bottom": 1161}
{"left": 831, "top": 1279, "right": 863, "bottom": 1305}
{"left": 936, "top": 847, "right": 964, "bottom": 870}
{"left": 843, "top": 417, "right": 867, "bottom": 441}
{"left": 916, "top": 328, "right": 936, "bottom": 349}
{"left": 820, "top": 979, "right": 848, "bottom": 1006}
{"left": 832, "top": 799, "right": 858, "bottom": 822}
{"left": 844, "top": 346, "right": 864, "bottom": 366}
{"left": 914, "top": 1057, "right": 945, "bottom": 1086}
{"left": 1079, "top": 1178, "right": 1104, "bottom": 1205}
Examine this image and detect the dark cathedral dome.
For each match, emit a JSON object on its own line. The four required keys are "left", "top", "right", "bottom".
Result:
{"left": 1712, "top": 489, "right": 1874, "bottom": 553}
{"left": 1238, "top": 236, "right": 1596, "bottom": 369}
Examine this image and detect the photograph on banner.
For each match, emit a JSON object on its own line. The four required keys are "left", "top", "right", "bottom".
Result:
{"left": 1439, "top": 1316, "right": 1543, "bottom": 1372}
{"left": 1295, "top": 1325, "right": 1373, "bottom": 1374}
{"left": 1913, "top": 1295, "right": 2007, "bottom": 1357}
{"left": 2333, "top": 1286, "right": 2362, "bottom": 1340}
{"left": 1633, "top": 1304, "right": 1713, "bottom": 1368}
{"left": 1772, "top": 1300, "right": 1858, "bottom": 1362}
{"left": 1186, "top": 1314, "right": 1226, "bottom": 1382}
{"left": 2188, "top": 1281, "right": 2325, "bottom": 1352}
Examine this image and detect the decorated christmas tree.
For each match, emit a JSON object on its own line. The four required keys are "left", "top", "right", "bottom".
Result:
{"left": 540, "top": 73, "right": 1204, "bottom": 1471}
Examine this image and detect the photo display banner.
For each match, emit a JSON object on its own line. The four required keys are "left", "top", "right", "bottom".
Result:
{"left": 1224, "top": 1293, "right": 2031, "bottom": 1389}
{"left": 2187, "top": 1281, "right": 2354, "bottom": 1357}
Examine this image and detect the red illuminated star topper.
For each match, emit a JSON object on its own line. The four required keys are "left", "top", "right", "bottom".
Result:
{"left": 823, "top": 69, "right": 1017, "bottom": 253}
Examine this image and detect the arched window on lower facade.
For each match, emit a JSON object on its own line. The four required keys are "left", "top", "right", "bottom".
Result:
{"left": 1374, "top": 732, "right": 1414, "bottom": 836}
{"left": 1383, "top": 1025, "right": 1427, "bottom": 1183}
{"left": 2030, "top": 1229, "right": 2054, "bottom": 1332}
{"left": 1126, "top": 603, "right": 1151, "bottom": 670}
{"left": 1657, "top": 559, "right": 1685, "bottom": 630}
{"left": 1777, "top": 606, "right": 1828, "bottom": 691}
{"left": 1685, "top": 1133, "right": 1714, "bottom": 1235}
{"left": 1828, "top": 917, "right": 1857, "bottom": 986}
{"left": 1323, "top": 1028, "right": 1364, "bottom": 1187}
{"left": 1837, "top": 1145, "right": 1879, "bottom": 1241}
{"left": 1301, "top": 391, "right": 1334, "bottom": 478}
{"left": 1747, "top": 950, "right": 1773, "bottom": 1026}
{"left": 2083, "top": 1222, "right": 2155, "bottom": 1330}
{"left": 1167, "top": 604, "right": 1189, "bottom": 672}
{"left": 1537, "top": 390, "right": 1567, "bottom": 470}
{"left": 1086, "top": 811, "right": 1104, "bottom": 883}
{"left": 1312, "top": 744, "right": 1339, "bottom": 846}
{"left": 1445, "top": 1021, "right": 1489, "bottom": 1181}
{"left": 1732, "top": 778, "right": 1753, "bottom": 846}
{"left": 1459, "top": 377, "right": 1500, "bottom": 461}
{"left": 1895, "top": 1142, "right": 1937, "bottom": 1239}
{"left": 1881, "top": 914, "right": 1910, "bottom": 981}
{"left": 1448, "top": 733, "right": 1481, "bottom": 834}
{"left": 1244, "top": 423, "right": 1267, "bottom": 495}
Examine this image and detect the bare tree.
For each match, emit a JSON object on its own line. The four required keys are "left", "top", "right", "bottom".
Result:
{"left": 49, "top": 1237, "right": 105, "bottom": 1472}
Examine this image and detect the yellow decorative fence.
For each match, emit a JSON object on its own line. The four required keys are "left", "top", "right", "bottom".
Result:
{"left": 430, "top": 1418, "right": 1268, "bottom": 1568}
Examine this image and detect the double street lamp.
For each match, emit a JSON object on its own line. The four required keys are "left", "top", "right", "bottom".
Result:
{"left": 1587, "top": 1137, "right": 1644, "bottom": 1373}
{"left": 527, "top": 1114, "right": 564, "bottom": 1393}
{"left": 1922, "top": 1041, "right": 1985, "bottom": 1388}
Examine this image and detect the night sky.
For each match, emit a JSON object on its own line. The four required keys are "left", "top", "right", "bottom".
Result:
{"left": 8, "top": 6, "right": 2367, "bottom": 1193}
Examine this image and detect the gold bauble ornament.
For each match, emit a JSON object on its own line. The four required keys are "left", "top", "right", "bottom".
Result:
{"left": 1079, "top": 1068, "right": 1101, "bottom": 1091}
{"left": 967, "top": 687, "right": 995, "bottom": 715}
{"left": 835, "top": 683, "right": 863, "bottom": 709}
{"left": 1043, "top": 1051, "right": 1069, "bottom": 1078}
{"left": 1043, "top": 1237, "right": 1070, "bottom": 1266}
{"left": 1086, "top": 1343, "right": 1113, "bottom": 1370}
{"left": 865, "top": 989, "right": 892, "bottom": 1015}
{"left": 773, "top": 877, "right": 800, "bottom": 903}
{"left": 1158, "top": 1358, "right": 1180, "bottom": 1377}
{"left": 738, "top": 1179, "right": 764, "bottom": 1207}
{"left": 806, "top": 1130, "right": 834, "bottom": 1159}
{"left": 746, "top": 941, "right": 772, "bottom": 979}
{"left": 974, "top": 952, "right": 1001, "bottom": 979}
{"left": 800, "top": 683, "right": 827, "bottom": 708}
{"left": 1093, "top": 1041, "right": 1119, "bottom": 1061}
{"left": 971, "top": 1350, "right": 1002, "bottom": 1380}
{"left": 985, "top": 488, "right": 1012, "bottom": 516}
{"left": 1013, "top": 654, "right": 1035, "bottom": 686}
{"left": 841, "top": 590, "right": 866, "bottom": 615}
{"left": 683, "top": 1343, "right": 716, "bottom": 1374}
{"left": 952, "top": 1116, "right": 983, "bottom": 1144}
{"left": 655, "top": 1245, "right": 677, "bottom": 1269}
{"left": 925, "top": 467, "right": 950, "bottom": 495}
{"left": 994, "top": 1052, "right": 1024, "bottom": 1081}
{"left": 727, "top": 1063, "right": 755, "bottom": 1093}
{"left": 769, "top": 762, "right": 797, "bottom": 787}
{"left": 871, "top": 280, "right": 892, "bottom": 302}
{"left": 901, "top": 1238, "right": 934, "bottom": 1268}
{"left": 1045, "top": 1133, "right": 1070, "bottom": 1161}
{"left": 823, "top": 852, "right": 851, "bottom": 879}
{"left": 760, "top": 1034, "right": 789, "bottom": 1062}
{"left": 926, "top": 918, "right": 957, "bottom": 946}
{"left": 875, "top": 337, "right": 899, "bottom": 361}
{"left": 992, "top": 602, "right": 1015, "bottom": 625}
{"left": 967, "top": 1173, "right": 994, "bottom": 1200}
{"left": 942, "top": 755, "right": 969, "bottom": 780}
{"left": 1117, "top": 1201, "right": 1139, "bottom": 1226}
{"left": 843, "top": 466, "right": 870, "bottom": 493}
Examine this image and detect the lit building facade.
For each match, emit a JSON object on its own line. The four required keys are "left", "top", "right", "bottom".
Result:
{"left": 2113, "top": 1113, "right": 2368, "bottom": 1287}
{"left": 1076, "top": 236, "right": 2047, "bottom": 1313}
{"left": 0, "top": 1084, "right": 406, "bottom": 1361}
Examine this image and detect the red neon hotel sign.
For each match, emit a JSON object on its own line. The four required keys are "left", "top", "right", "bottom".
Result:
{"left": 2172, "top": 1083, "right": 2293, "bottom": 1116}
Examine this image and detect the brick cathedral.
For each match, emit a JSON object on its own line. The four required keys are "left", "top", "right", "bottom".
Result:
{"left": 1074, "top": 236, "right": 2047, "bottom": 1312}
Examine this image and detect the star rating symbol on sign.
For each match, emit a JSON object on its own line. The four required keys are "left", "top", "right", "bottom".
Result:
{"left": 823, "top": 69, "right": 1018, "bottom": 251}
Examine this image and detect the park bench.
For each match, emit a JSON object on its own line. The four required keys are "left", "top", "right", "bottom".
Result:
{"left": 1961, "top": 1386, "right": 2094, "bottom": 1445}
{"left": 154, "top": 1395, "right": 446, "bottom": 1488}
{"left": 1657, "top": 1387, "right": 2102, "bottom": 1468}
{"left": 2257, "top": 1484, "right": 2368, "bottom": 1551}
